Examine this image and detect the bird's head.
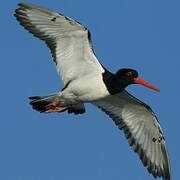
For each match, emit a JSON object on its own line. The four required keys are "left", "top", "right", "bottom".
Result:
{"left": 114, "top": 68, "right": 160, "bottom": 92}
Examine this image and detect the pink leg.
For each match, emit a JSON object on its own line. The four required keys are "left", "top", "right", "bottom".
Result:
{"left": 44, "top": 102, "right": 67, "bottom": 113}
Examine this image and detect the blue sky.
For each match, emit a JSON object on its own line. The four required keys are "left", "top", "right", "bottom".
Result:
{"left": 1, "top": 0, "right": 179, "bottom": 179}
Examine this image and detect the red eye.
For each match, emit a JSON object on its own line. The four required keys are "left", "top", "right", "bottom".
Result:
{"left": 126, "top": 71, "right": 132, "bottom": 76}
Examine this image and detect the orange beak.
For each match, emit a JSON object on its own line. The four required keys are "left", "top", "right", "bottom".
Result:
{"left": 134, "top": 77, "right": 160, "bottom": 92}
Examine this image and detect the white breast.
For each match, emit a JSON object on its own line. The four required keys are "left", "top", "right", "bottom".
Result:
{"left": 62, "top": 73, "right": 110, "bottom": 103}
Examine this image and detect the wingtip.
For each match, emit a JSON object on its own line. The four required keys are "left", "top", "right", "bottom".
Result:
{"left": 17, "top": 2, "right": 33, "bottom": 7}
{"left": 16, "top": 2, "right": 30, "bottom": 9}
{"left": 15, "top": 2, "right": 41, "bottom": 11}
{"left": 161, "top": 140, "right": 171, "bottom": 180}
{"left": 17, "top": 2, "right": 23, "bottom": 6}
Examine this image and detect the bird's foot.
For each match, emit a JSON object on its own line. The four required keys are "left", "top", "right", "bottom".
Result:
{"left": 44, "top": 103, "right": 67, "bottom": 113}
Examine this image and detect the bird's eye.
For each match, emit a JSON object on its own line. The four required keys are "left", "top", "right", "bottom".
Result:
{"left": 126, "top": 71, "right": 132, "bottom": 76}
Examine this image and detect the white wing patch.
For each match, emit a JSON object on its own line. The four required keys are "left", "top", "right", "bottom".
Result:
{"left": 93, "top": 91, "right": 171, "bottom": 180}
{"left": 15, "top": 3, "right": 104, "bottom": 86}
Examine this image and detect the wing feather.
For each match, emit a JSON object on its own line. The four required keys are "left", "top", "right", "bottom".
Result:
{"left": 15, "top": 3, "right": 104, "bottom": 86}
{"left": 93, "top": 91, "right": 171, "bottom": 180}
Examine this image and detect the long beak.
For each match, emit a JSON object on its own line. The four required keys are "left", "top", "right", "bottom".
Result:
{"left": 134, "top": 77, "right": 160, "bottom": 92}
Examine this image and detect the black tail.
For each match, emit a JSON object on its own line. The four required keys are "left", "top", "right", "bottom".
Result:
{"left": 29, "top": 94, "right": 86, "bottom": 115}
{"left": 29, "top": 94, "right": 59, "bottom": 113}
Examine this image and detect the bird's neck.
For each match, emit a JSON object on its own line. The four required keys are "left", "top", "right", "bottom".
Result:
{"left": 102, "top": 70, "right": 127, "bottom": 95}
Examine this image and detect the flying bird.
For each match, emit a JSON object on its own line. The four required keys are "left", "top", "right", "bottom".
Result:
{"left": 15, "top": 3, "right": 171, "bottom": 180}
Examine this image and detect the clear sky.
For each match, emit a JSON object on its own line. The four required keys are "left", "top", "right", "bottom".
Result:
{"left": 1, "top": 0, "right": 179, "bottom": 180}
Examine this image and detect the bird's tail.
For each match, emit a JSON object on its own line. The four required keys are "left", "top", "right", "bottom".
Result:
{"left": 29, "top": 94, "right": 86, "bottom": 115}
{"left": 29, "top": 93, "right": 65, "bottom": 113}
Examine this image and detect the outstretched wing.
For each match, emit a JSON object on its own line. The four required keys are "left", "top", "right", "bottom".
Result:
{"left": 93, "top": 91, "right": 171, "bottom": 180}
{"left": 15, "top": 3, "right": 104, "bottom": 86}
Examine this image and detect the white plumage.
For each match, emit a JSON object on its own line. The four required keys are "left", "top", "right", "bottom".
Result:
{"left": 15, "top": 3, "right": 104, "bottom": 87}
{"left": 15, "top": 3, "right": 171, "bottom": 180}
{"left": 93, "top": 91, "right": 171, "bottom": 179}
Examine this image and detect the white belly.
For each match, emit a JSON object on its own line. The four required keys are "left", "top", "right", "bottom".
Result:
{"left": 62, "top": 73, "right": 110, "bottom": 103}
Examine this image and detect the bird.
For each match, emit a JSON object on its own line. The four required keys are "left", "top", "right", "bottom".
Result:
{"left": 14, "top": 3, "right": 171, "bottom": 180}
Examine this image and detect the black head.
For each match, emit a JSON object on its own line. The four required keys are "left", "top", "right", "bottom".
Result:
{"left": 115, "top": 68, "right": 138, "bottom": 85}
{"left": 114, "top": 68, "right": 160, "bottom": 92}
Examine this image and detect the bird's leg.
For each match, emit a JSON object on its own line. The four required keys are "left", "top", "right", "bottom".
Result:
{"left": 44, "top": 102, "right": 67, "bottom": 113}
